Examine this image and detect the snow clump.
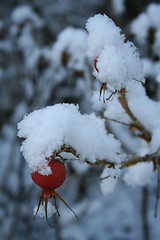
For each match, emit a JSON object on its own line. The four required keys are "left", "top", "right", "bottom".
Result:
{"left": 17, "top": 103, "right": 121, "bottom": 175}
{"left": 86, "top": 14, "right": 144, "bottom": 91}
{"left": 123, "top": 162, "right": 153, "bottom": 187}
{"left": 100, "top": 166, "right": 121, "bottom": 194}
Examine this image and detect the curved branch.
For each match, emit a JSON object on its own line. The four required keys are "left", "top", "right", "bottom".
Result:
{"left": 53, "top": 145, "right": 159, "bottom": 169}
{"left": 118, "top": 89, "right": 151, "bottom": 142}
{"left": 104, "top": 116, "right": 130, "bottom": 126}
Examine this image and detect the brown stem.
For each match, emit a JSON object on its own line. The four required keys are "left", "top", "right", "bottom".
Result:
{"left": 119, "top": 89, "right": 137, "bottom": 122}
{"left": 118, "top": 89, "right": 151, "bottom": 142}
{"left": 99, "top": 83, "right": 107, "bottom": 103}
{"left": 100, "top": 175, "right": 110, "bottom": 180}
{"left": 33, "top": 195, "right": 43, "bottom": 221}
{"left": 53, "top": 190, "right": 77, "bottom": 218}
{"left": 53, "top": 196, "right": 60, "bottom": 217}
{"left": 53, "top": 145, "right": 160, "bottom": 169}
{"left": 45, "top": 198, "right": 55, "bottom": 228}
{"left": 85, "top": 153, "right": 160, "bottom": 169}
{"left": 85, "top": 159, "right": 115, "bottom": 167}
{"left": 106, "top": 90, "right": 117, "bottom": 101}
{"left": 104, "top": 117, "right": 130, "bottom": 126}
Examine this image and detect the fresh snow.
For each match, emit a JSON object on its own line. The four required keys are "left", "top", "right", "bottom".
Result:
{"left": 17, "top": 104, "right": 121, "bottom": 175}
{"left": 16, "top": 12, "right": 160, "bottom": 192}
{"left": 86, "top": 14, "right": 144, "bottom": 91}
{"left": 123, "top": 162, "right": 153, "bottom": 187}
{"left": 100, "top": 166, "right": 121, "bottom": 194}
{"left": 87, "top": 14, "right": 160, "bottom": 189}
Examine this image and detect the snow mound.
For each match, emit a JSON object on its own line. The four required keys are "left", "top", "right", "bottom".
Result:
{"left": 86, "top": 14, "right": 144, "bottom": 91}
{"left": 17, "top": 104, "right": 121, "bottom": 175}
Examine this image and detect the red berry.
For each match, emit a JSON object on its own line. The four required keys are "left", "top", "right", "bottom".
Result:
{"left": 94, "top": 58, "right": 99, "bottom": 72}
{"left": 31, "top": 159, "right": 66, "bottom": 191}
{"left": 32, "top": 158, "right": 77, "bottom": 227}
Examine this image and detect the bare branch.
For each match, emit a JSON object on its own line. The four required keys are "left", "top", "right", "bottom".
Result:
{"left": 53, "top": 145, "right": 160, "bottom": 170}
{"left": 100, "top": 175, "right": 110, "bottom": 180}
{"left": 106, "top": 90, "right": 117, "bottom": 101}
{"left": 104, "top": 117, "right": 130, "bottom": 126}
{"left": 118, "top": 89, "right": 151, "bottom": 142}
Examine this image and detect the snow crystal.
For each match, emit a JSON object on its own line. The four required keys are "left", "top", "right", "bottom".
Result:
{"left": 86, "top": 14, "right": 144, "bottom": 91}
{"left": 17, "top": 104, "right": 121, "bottom": 175}
{"left": 33, "top": 201, "right": 56, "bottom": 218}
{"left": 123, "top": 162, "right": 153, "bottom": 187}
{"left": 100, "top": 166, "right": 120, "bottom": 194}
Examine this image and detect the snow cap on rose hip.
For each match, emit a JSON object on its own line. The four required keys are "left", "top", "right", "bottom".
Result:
{"left": 86, "top": 14, "right": 145, "bottom": 91}
{"left": 17, "top": 103, "right": 121, "bottom": 175}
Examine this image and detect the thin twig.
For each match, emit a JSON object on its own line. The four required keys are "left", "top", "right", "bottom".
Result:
{"left": 118, "top": 89, "right": 151, "bottom": 142}
{"left": 54, "top": 191, "right": 77, "bottom": 218}
{"left": 100, "top": 175, "right": 110, "bottom": 180}
{"left": 33, "top": 195, "right": 43, "bottom": 221}
{"left": 53, "top": 196, "right": 60, "bottom": 217}
{"left": 133, "top": 77, "right": 145, "bottom": 85}
{"left": 53, "top": 145, "right": 160, "bottom": 169}
{"left": 45, "top": 198, "right": 55, "bottom": 228}
{"left": 104, "top": 117, "right": 130, "bottom": 126}
{"left": 99, "top": 83, "right": 107, "bottom": 103}
{"left": 106, "top": 90, "right": 117, "bottom": 101}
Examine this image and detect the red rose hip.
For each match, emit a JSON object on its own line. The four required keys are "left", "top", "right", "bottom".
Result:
{"left": 31, "top": 159, "right": 66, "bottom": 190}
{"left": 31, "top": 158, "right": 77, "bottom": 228}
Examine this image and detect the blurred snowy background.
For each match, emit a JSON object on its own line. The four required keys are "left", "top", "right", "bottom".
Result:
{"left": 1, "top": 0, "right": 160, "bottom": 240}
